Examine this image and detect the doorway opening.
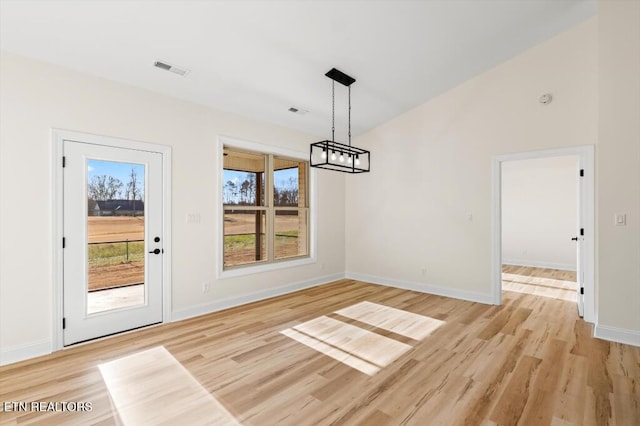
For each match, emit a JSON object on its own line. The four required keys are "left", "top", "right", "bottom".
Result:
{"left": 502, "top": 156, "right": 578, "bottom": 306}
{"left": 492, "top": 146, "right": 595, "bottom": 324}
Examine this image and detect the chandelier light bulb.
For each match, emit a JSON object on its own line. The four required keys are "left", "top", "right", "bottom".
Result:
{"left": 331, "top": 151, "right": 337, "bottom": 161}
{"left": 321, "top": 149, "right": 327, "bottom": 159}
{"left": 339, "top": 152, "right": 345, "bottom": 162}
{"left": 347, "top": 155, "right": 353, "bottom": 164}
{"left": 355, "top": 156, "right": 360, "bottom": 166}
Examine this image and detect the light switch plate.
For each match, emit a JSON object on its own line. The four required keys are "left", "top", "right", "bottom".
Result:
{"left": 615, "top": 213, "right": 626, "bottom": 226}
{"left": 187, "top": 213, "right": 201, "bottom": 224}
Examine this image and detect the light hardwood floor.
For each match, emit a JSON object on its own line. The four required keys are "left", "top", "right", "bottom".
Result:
{"left": 1, "top": 267, "right": 638, "bottom": 425}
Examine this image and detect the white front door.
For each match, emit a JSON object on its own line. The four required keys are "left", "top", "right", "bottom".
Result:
{"left": 63, "top": 140, "right": 163, "bottom": 345}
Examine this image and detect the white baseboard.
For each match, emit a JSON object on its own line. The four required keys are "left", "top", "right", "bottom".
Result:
{"left": 594, "top": 324, "right": 640, "bottom": 347}
{"left": 0, "top": 339, "right": 51, "bottom": 366}
{"left": 502, "top": 259, "right": 576, "bottom": 272}
{"left": 171, "top": 272, "right": 346, "bottom": 322}
{"left": 345, "top": 272, "right": 495, "bottom": 305}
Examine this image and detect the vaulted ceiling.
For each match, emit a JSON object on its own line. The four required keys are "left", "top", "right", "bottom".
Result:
{"left": 0, "top": 0, "right": 596, "bottom": 139}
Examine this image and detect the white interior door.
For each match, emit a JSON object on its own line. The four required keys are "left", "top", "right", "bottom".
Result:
{"left": 576, "top": 164, "right": 585, "bottom": 317}
{"left": 63, "top": 140, "right": 163, "bottom": 345}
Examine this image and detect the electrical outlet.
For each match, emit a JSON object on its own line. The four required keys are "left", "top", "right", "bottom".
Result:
{"left": 202, "top": 282, "right": 210, "bottom": 293}
{"left": 421, "top": 267, "right": 427, "bottom": 276}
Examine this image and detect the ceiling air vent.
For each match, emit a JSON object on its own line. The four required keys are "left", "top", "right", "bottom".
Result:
{"left": 288, "top": 106, "right": 308, "bottom": 115}
{"left": 154, "top": 60, "right": 189, "bottom": 76}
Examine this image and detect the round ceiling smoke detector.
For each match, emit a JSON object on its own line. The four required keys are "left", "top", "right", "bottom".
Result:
{"left": 539, "top": 93, "right": 553, "bottom": 105}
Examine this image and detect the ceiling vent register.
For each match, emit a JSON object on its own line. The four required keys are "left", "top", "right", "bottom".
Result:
{"left": 153, "top": 60, "right": 189, "bottom": 76}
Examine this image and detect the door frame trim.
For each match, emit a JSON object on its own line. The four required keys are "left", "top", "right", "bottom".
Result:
{"left": 491, "top": 145, "right": 595, "bottom": 324}
{"left": 52, "top": 129, "right": 172, "bottom": 350}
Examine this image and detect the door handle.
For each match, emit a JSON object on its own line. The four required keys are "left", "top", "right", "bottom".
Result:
{"left": 571, "top": 237, "right": 579, "bottom": 241}
{"left": 149, "top": 248, "right": 161, "bottom": 254}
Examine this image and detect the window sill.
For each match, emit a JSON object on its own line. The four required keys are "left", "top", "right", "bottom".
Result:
{"left": 217, "top": 256, "right": 316, "bottom": 279}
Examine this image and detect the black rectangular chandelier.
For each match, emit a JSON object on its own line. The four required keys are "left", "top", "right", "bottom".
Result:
{"left": 310, "top": 68, "right": 370, "bottom": 173}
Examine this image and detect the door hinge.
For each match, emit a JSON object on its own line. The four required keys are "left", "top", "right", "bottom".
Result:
{"left": 62, "top": 237, "right": 66, "bottom": 248}
{"left": 580, "top": 228, "right": 584, "bottom": 236}
{"left": 579, "top": 169, "right": 584, "bottom": 177}
{"left": 62, "top": 156, "right": 66, "bottom": 168}
{"left": 62, "top": 318, "right": 66, "bottom": 329}
{"left": 580, "top": 288, "right": 584, "bottom": 295}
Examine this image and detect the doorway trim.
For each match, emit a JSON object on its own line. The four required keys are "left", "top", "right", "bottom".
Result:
{"left": 491, "top": 145, "right": 595, "bottom": 324}
{"left": 52, "top": 129, "right": 172, "bottom": 351}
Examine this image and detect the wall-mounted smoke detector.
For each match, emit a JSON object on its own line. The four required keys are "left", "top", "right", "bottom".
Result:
{"left": 288, "top": 107, "right": 309, "bottom": 115}
{"left": 153, "top": 60, "right": 189, "bottom": 76}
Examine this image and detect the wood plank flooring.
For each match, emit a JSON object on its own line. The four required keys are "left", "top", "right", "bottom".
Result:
{"left": 1, "top": 267, "right": 639, "bottom": 425}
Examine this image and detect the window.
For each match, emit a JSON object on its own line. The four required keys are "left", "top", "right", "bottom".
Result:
{"left": 222, "top": 146, "right": 309, "bottom": 269}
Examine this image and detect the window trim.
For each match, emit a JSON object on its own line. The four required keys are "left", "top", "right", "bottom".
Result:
{"left": 216, "top": 135, "right": 317, "bottom": 279}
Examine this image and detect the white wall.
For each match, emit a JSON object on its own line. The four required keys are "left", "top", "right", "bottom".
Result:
{"left": 0, "top": 52, "right": 346, "bottom": 363}
{"left": 346, "top": 18, "right": 597, "bottom": 301}
{"left": 502, "top": 156, "right": 578, "bottom": 271}
{"left": 596, "top": 0, "right": 640, "bottom": 342}
{"left": 346, "top": 5, "right": 639, "bottom": 344}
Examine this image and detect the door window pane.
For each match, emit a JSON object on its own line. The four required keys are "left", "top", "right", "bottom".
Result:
{"left": 87, "top": 160, "right": 145, "bottom": 314}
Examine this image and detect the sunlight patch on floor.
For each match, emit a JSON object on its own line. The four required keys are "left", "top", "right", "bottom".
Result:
{"left": 502, "top": 273, "right": 577, "bottom": 302}
{"left": 98, "top": 346, "right": 239, "bottom": 425}
{"left": 335, "top": 301, "right": 444, "bottom": 340}
{"left": 281, "top": 302, "right": 443, "bottom": 376}
{"left": 501, "top": 273, "right": 576, "bottom": 289}
{"left": 281, "top": 328, "right": 382, "bottom": 375}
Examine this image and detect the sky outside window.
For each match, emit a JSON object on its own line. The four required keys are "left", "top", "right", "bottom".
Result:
{"left": 88, "top": 160, "right": 145, "bottom": 200}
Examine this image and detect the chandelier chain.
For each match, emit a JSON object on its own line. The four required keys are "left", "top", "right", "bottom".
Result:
{"left": 331, "top": 80, "right": 335, "bottom": 142}
{"left": 348, "top": 86, "right": 351, "bottom": 146}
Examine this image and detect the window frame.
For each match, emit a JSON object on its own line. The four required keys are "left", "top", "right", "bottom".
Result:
{"left": 217, "top": 135, "right": 316, "bottom": 278}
